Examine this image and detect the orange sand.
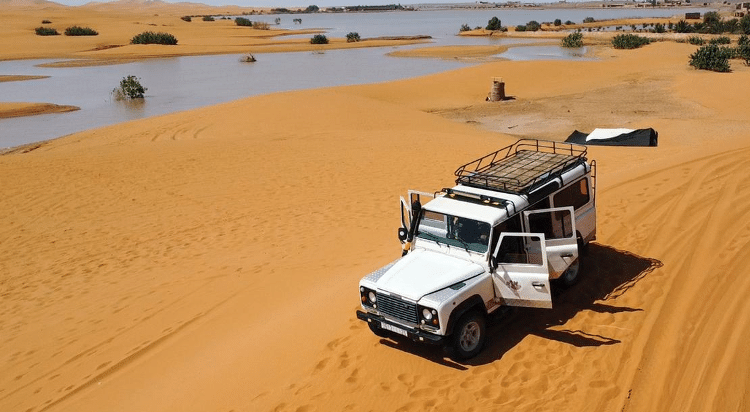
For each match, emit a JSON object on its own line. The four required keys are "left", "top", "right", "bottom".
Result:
{"left": 2, "top": 3, "right": 750, "bottom": 412}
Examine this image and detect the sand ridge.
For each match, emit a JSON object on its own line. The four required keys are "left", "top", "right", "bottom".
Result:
{"left": 2, "top": 6, "right": 750, "bottom": 412}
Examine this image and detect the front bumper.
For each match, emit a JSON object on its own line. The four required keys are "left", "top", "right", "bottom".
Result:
{"left": 356, "top": 310, "right": 445, "bottom": 345}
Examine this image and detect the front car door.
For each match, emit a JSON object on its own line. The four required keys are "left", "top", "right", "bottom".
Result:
{"left": 522, "top": 206, "right": 578, "bottom": 279}
{"left": 492, "top": 233, "right": 552, "bottom": 309}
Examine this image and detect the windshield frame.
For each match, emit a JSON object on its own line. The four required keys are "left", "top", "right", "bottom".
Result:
{"left": 414, "top": 209, "right": 492, "bottom": 256}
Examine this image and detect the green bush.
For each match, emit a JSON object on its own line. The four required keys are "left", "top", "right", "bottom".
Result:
{"left": 689, "top": 44, "right": 730, "bottom": 72}
{"left": 486, "top": 16, "right": 502, "bottom": 31}
{"left": 554, "top": 18, "right": 562, "bottom": 26}
{"left": 565, "top": 20, "right": 574, "bottom": 25}
{"left": 515, "top": 25, "right": 526, "bottom": 32}
{"left": 702, "top": 11, "right": 722, "bottom": 34}
{"left": 612, "top": 34, "right": 651, "bottom": 49}
{"left": 583, "top": 17, "right": 595, "bottom": 24}
{"left": 674, "top": 20, "right": 693, "bottom": 33}
{"left": 561, "top": 32, "right": 583, "bottom": 48}
{"left": 459, "top": 23, "right": 471, "bottom": 32}
{"left": 525, "top": 20, "right": 541, "bottom": 32}
{"left": 688, "top": 35, "right": 705, "bottom": 45}
{"left": 709, "top": 36, "right": 731, "bottom": 45}
{"left": 654, "top": 23, "right": 665, "bottom": 33}
{"left": 112, "top": 75, "right": 147, "bottom": 100}
{"left": 65, "top": 26, "right": 98, "bottom": 36}
{"left": 346, "top": 32, "right": 360, "bottom": 42}
{"left": 35, "top": 27, "right": 59, "bottom": 36}
{"left": 202, "top": 15, "right": 215, "bottom": 22}
{"left": 739, "top": 34, "right": 749, "bottom": 46}
{"left": 181, "top": 16, "right": 192, "bottom": 22}
{"left": 130, "top": 31, "right": 178, "bottom": 45}
{"left": 741, "top": 14, "right": 750, "bottom": 35}
{"left": 737, "top": 44, "right": 750, "bottom": 65}
{"left": 310, "top": 34, "right": 328, "bottom": 44}
{"left": 235, "top": 17, "right": 253, "bottom": 27}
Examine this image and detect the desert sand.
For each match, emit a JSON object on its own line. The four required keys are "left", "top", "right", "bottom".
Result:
{"left": 2, "top": 2, "right": 750, "bottom": 412}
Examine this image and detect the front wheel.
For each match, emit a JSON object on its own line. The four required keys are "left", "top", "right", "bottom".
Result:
{"left": 450, "top": 311, "right": 486, "bottom": 361}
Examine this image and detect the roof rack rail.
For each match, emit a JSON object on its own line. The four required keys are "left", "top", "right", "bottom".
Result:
{"left": 454, "top": 139, "right": 588, "bottom": 195}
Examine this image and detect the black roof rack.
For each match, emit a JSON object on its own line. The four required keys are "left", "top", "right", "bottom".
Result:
{"left": 454, "top": 139, "right": 588, "bottom": 195}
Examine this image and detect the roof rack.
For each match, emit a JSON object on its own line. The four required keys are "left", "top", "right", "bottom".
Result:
{"left": 454, "top": 139, "right": 588, "bottom": 195}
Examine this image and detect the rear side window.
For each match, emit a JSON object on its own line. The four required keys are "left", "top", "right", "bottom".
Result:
{"left": 553, "top": 178, "right": 589, "bottom": 210}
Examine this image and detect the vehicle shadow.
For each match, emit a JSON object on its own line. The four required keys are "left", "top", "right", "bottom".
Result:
{"left": 377, "top": 243, "right": 662, "bottom": 367}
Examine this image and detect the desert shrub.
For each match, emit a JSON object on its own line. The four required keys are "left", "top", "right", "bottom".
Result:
{"left": 702, "top": 11, "right": 722, "bottom": 34}
{"left": 310, "top": 34, "right": 328, "bottom": 44}
{"left": 459, "top": 23, "right": 471, "bottom": 32}
{"left": 42, "top": 19, "right": 52, "bottom": 24}
{"left": 515, "top": 25, "right": 527, "bottom": 32}
{"left": 737, "top": 44, "right": 750, "bottom": 64}
{"left": 565, "top": 20, "right": 574, "bottom": 25}
{"left": 724, "top": 18, "right": 739, "bottom": 34}
{"left": 689, "top": 44, "right": 730, "bottom": 72}
{"left": 709, "top": 36, "right": 731, "bottom": 45}
{"left": 235, "top": 17, "right": 253, "bottom": 27}
{"left": 202, "top": 15, "right": 214, "bottom": 21}
{"left": 688, "top": 35, "right": 705, "bottom": 45}
{"left": 65, "top": 26, "right": 98, "bottom": 36}
{"left": 486, "top": 16, "right": 502, "bottom": 31}
{"left": 181, "top": 16, "right": 192, "bottom": 22}
{"left": 739, "top": 34, "right": 749, "bottom": 46}
{"left": 130, "top": 31, "right": 177, "bottom": 45}
{"left": 612, "top": 34, "right": 651, "bottom": 49}
{"left": 554, "top": 18, "right": 562, "bottom": 26}
{"left": 654, "top": 23, "right": 665, "bottom": 33}
{"left": 674, "top": 20, "right": 693, "bottom": 33}
{"left": 525, "top": 20, "right": 541, "bottom": 31}
{"left": 741, "top": 14, "right": 750, "bottom": 35}
{"left": 346, "top": 32, "right": 360, "bottom": 42}
{"left": 254, "top": 21, "right": 270, "bottom": 30}
{"left": 275, "top": 17, "right": 281, "bottom": 24}
{"left": 35, "top": 27, "right": 59, "bottom": 36}
{"left": 561, "top": 32, "right": 583, "bottom": 48}
{"left": 112, "top": 75, "right": 147, "bottom": 100}
{"left": 668, "top": 21, "right": 674, "bottom": 30}
{"left": 583, "top": 17, "right": 595, "bottom": 24}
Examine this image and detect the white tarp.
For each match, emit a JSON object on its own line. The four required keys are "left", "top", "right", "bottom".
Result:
{"left": 586, "top": 128, "right": 636, "bottom": 142}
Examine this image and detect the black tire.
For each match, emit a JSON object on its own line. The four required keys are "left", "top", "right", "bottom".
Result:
{"left": 367, "top": 321, "right": 389, "bottom": 338}
{"left": 450, "top": 311, "right": 486, "bottom": 360}
{"left": 559, "top": 258, "right": 581, "bottom": 287}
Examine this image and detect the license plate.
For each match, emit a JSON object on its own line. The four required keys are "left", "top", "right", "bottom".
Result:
{"left": 380, "top": 322, "right": 408, "bottom": 337}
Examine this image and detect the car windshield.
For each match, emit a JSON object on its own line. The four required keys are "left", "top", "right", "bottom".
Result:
{"left": 415, "top": 210, "right": 491, "bottom": 253}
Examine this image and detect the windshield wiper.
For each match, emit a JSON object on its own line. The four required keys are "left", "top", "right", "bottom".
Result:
{"left": 417, "top": 231, "right": 442, "bottom": 245}
{"left": 454, "top": 235, "right": 471, "bottom": 252}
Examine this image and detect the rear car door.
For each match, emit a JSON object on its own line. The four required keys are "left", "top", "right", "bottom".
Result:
{"left": 522, "top": 206, "right": 578, "bottom": 279}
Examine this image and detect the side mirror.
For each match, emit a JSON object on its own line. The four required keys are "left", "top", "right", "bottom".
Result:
{"left": 397, "top": 227, "right": 408, "bottom": 243}
{"left": 489, "top": 256, "right": 498, "bottom": 271}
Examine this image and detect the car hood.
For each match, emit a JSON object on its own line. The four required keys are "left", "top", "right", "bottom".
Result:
{"left": 375, "top": 249, "right": 484, "bottom": 301}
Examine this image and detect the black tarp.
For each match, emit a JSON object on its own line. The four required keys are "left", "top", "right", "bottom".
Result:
{"left": 565, "top": 128, "right": 658, "bottom": 147}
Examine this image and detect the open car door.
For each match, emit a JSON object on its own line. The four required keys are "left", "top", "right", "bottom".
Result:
{"left": 522, "top": 206, "right": 578, "bottom": 279}
{"left": 492, "top": 233, "right": 552, "bottom": 309}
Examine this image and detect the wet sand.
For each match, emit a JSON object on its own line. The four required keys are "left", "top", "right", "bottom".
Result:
{"left": 2, "top": 2, "right": 750, "bottom": 412}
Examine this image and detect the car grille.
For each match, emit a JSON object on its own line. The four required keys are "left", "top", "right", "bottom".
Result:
{"left": 377, "top": 293, "right": 418, "bottom": 324}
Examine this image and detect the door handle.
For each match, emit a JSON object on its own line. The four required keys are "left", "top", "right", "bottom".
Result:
{"left": 532, "top": 282, "right": 545, "bottom": 288}
{"left": 561, "top": 253, "right": 574, "bottom": 258}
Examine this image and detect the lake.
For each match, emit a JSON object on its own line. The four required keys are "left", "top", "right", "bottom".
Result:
{"left": 0, "top": 7, "right": 707, "bottom": 148}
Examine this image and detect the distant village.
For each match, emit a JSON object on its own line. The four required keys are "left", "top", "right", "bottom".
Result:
{"left": 252, "top": 0, "right": 750, "bottom": 14}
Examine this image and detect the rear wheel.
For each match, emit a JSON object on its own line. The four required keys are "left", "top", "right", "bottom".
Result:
{"left": 450, "top": 311, "right": 486, "bottom": 360}
{"left": 559, "top": 258, "right": 580, "bottom": 287}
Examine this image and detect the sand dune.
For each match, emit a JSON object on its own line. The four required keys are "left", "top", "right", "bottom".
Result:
{"left": 1, "top": 8, "right": 750, "bottom": 412}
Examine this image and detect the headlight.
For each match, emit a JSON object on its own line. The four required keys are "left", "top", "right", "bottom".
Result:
{"left": 419, "top": 306, "right": 439, "bottom": 327}
{"left": 360, "top": 287, "right": 377, "bottom": 307}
